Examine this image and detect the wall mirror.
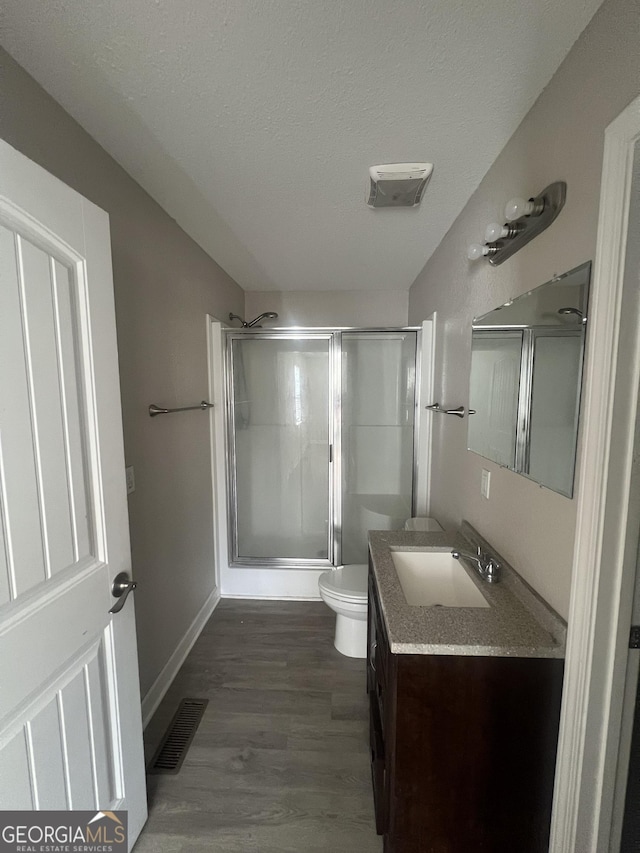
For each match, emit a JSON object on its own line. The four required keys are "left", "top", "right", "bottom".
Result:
{"left": 467, "top": 261, "right": 591, "bottom": 497}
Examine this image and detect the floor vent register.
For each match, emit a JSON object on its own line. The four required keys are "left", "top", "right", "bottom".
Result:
{"left": 148, "top": 698, "right": 209, "bottom": 774}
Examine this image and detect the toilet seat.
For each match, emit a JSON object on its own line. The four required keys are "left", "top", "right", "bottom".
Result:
{"left": 318, "top": 564, "right": 368, "bottom": 602}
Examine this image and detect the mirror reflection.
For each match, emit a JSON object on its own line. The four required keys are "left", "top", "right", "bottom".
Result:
{"left": 468, "top": 261, "right": 591, "bottom": 497}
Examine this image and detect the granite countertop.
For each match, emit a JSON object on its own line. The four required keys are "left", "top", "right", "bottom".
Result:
{"left": 368, "top": 525, "right": 566, "bottom": 658}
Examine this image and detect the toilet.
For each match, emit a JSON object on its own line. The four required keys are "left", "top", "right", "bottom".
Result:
{"left": 318, "top": 564, "right": 369, "bottom": 658}
{"left": 403, "top": 517, "right": 443, "bottom": 533}
{"left": 319, "top": 517, "right": 443, "bottom": 658}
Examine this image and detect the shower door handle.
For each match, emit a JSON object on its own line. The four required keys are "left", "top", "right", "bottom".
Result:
{"left": 329, "top": 444, "right": 333, "bottom": 463}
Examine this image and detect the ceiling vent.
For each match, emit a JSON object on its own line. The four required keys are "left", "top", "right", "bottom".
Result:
{"left": 367, "top": 163, "right": 433, "bottom": 208}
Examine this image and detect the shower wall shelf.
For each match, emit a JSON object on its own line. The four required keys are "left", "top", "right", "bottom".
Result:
{"left": 149, "top": 401, "right": 214, "bottom": 417}
{"left": 425, "top": 403, "right": 476, "bottom": 419}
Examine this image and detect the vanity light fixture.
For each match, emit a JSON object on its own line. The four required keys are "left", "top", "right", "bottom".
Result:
{"left": 467, "top": 243, "right": 498, "bottom": 261}
{"left": 504, "top": 196, "right": 545, "bottom": 221}
{"left": 484, "top": 222, "right": 520, "bottom": 242}
{"left": 467, "top": 181, "right": 567, "bottom": 266}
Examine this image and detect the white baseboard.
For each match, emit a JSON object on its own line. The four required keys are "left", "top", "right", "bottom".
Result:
{"left": 141, "top": 586, "right": 220, "bottom": 728}
{"left": 222, "top": 593, "right": 321, "bottom": 601}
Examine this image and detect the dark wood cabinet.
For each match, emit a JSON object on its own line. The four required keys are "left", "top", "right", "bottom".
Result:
{"left": 367, "top": 562, "right": 564, "bottom": 853}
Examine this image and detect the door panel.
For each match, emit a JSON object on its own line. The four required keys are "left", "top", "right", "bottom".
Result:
{"left": 230, "top": 335, "right": 332, "bottom": 563}
{"left": 29, "top": 700, "right": 68, "bottom": 809}
{"left": 0, "top": 730, "right": 34, "bottom": 808}
{"left": 0, "top": 224, "right": 95, "bottom": 598}
{"left": 0, "top": 636, "right": 120, "bottom": 811}
{"left": 18, "top": 236, "right": 76, "bottom": 578}
{"left": 51, "top": 258, "right": 93, "bottom": 563}
{"left": 340, "top": 332, "right": 417, "bottom": 565}
{"left": 0, "top": 500, "right": 10, "bottom": 608}
{"left": 0, "top": 139, "right": 146, "bottom": 846}
{"left": 0, "top": 226, "right": 48, "bottom": 595}
{"left": 61, "top": 670, "right": 100, "bottom": 810}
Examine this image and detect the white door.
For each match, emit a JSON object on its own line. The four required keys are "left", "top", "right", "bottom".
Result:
{"left": 0, "top": 140, "right": 147, "bottom": 846}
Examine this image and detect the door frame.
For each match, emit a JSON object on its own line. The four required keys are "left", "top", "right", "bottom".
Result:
{"left": 206, "top": 316, "right": 224, "bottom": 596}
{"left": 550, "top": 92, "right": 640, "bottom": 852}
{"left": 415, "top": 316, "right": 436, "bottom": 517}
{"left": 207, "top": 317, "right": 231, "bottom": 588}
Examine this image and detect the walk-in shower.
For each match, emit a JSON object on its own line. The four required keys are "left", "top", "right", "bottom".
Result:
{"left": 224, "top": 328, "right": 420, "bottom": 568}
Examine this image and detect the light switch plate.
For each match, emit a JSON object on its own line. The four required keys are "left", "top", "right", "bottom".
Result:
{"left": 481, "top": 468, "right": 491, "bottom": 499}
{"left": 126, "top": 466, "right": 135, "bottom": 495}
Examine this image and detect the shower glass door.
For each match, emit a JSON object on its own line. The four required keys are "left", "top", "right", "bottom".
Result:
{"left": 228, "top": 334, "right": 332, "bottom": 564}
{"left": 226, "top": 328, "right": 419, "bottom": 568}
{"left": 340, "top": 332, "right": 417, "bottom": 565}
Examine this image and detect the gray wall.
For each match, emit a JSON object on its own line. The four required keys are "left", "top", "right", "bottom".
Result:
{"left": 245, "top": 289, "right": 409, "bottom": 327}
{"left": 409, "top": 0, "right": 640, "bottom": 618}
{"left": 0, "top": 47, "right": 245, "bottom": 698}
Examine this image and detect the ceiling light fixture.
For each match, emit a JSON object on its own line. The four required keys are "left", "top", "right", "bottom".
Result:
{"left": 467, "top": 181, "right": 567, "bottom": 266}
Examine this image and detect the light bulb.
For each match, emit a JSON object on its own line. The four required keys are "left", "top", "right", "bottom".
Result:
{"left": 467, "top": 243, "right": 489, "bottom": 261}
{"left": 485, "top": 222, "right": 508, "bottom": 242}
{"left": 504, "top": 197, "right": 534, "bottom": 221}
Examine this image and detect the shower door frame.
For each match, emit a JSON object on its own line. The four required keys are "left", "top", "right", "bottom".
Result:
{"left": 225, "top": 330, "right": 336, "bottom": 569}
{"left": 224, "top": 326, "right": 422, "bottom": 569}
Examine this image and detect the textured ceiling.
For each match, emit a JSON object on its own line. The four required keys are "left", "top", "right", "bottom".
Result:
{"left": 1, "top": 0, "right": 602, "bottom": 292}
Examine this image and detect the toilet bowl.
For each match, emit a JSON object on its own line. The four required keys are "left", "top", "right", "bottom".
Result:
{"left": 319, "top": 518, "right": 443, "bottom": 658}
{"left": 318, "top": 564, "right": 369, "bottom": 658}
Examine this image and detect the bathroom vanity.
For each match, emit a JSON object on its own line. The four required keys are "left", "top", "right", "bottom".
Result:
{"left": 367, "top": 526, "right": 565, "bottom": 853}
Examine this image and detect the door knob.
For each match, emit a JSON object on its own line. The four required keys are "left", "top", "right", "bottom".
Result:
{"left": 110, "top": 571, "right": 137, "bottom": 614}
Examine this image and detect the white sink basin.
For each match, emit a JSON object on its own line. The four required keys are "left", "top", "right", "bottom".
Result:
{"left": 390, "top": 550, "right": 490, "bottom": 608}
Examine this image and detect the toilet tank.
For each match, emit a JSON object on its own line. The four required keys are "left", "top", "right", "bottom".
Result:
{"left": 404, "top": 517, "right": 443, "bottom": 532}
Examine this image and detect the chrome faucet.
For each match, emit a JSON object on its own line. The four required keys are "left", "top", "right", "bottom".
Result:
{"left": 451, "top": 545, "right": 501, "bottom": 583}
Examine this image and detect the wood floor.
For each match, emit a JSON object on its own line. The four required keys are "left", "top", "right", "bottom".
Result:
{"left": 135, "top": 600, "right": 382, "bottom": 853}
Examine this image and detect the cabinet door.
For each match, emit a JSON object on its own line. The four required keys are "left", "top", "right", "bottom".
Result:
{"left": 369, "top": 693, "right": 387, "bottom": 835}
